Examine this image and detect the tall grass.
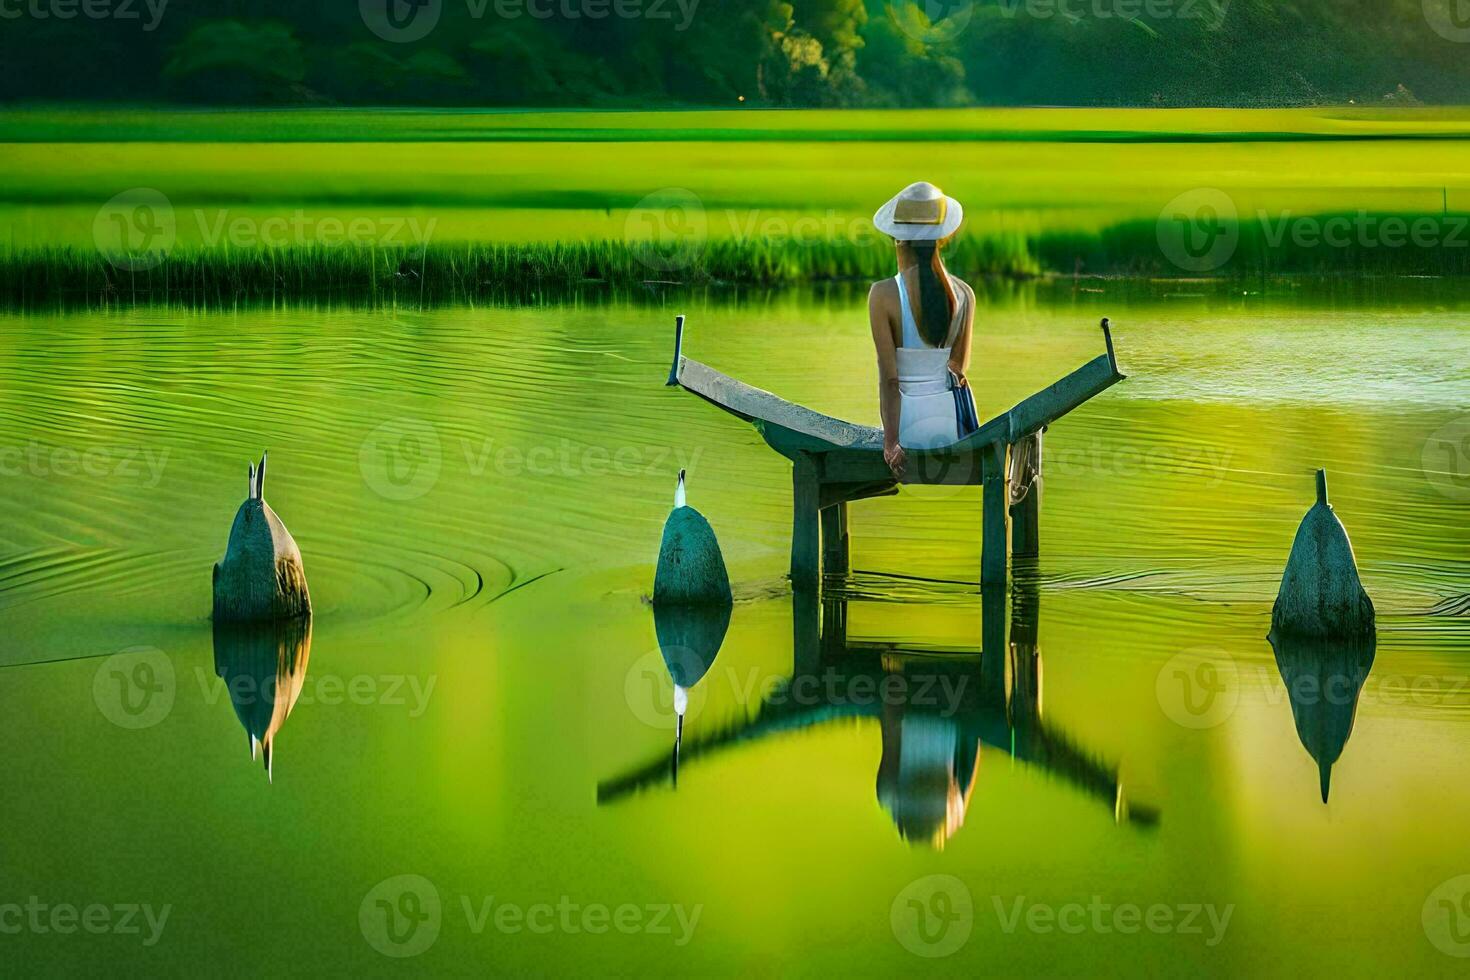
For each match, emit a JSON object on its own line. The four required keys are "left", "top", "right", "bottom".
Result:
{"left": 6, "top": 212, "right": 1470, "bottom": 309}
{"left": 0, "top": 233, "right": 1042, "bottom": 309}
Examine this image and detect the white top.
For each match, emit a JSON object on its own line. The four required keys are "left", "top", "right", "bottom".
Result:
{"left": 895, "top": 271, "right": 965, "bottom": 397}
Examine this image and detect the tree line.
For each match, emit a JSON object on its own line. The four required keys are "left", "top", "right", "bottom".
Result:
{"left": 2, "top": 0, "right": 1466, "bottom": 107}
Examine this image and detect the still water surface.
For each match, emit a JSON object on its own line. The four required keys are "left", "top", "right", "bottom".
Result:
{"left": 0, "top": 280, "right": 1468, "bottom": 974}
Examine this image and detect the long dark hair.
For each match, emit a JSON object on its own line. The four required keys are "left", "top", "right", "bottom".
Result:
{"left": 907, "top": 241, "right": 957, "bottom": 347}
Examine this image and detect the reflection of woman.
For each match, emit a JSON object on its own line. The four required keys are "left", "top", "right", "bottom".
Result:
{"left": 869, "top": 182, "right": 975, "bottom": 479}
{"left": 876, "top": 707, "right": 980, "bottom": 849}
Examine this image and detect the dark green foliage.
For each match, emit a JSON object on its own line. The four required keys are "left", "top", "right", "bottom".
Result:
{"left": 1, "top": 0, "right": 1468, "bottom": 107}
{"left": 162, "top": 20, "right": 306, "bottom": 103}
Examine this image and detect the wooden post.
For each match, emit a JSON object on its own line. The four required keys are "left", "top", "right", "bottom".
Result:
{"left": 820, "top": 502, "right": 849, "bottom": 578}
{"left": 980, "top": 441, "right": 1009, "bottom": 588}
{"left": 1010, "top": 430, "right": 1043, "bottom": 561}
{"left": 791, "top": 454, "right": 821, "bottom": 594}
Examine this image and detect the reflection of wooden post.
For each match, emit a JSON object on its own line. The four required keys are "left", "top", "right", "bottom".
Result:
{"left": 821, "top": 594, "right": 848, "bottom": 658}
{"left": 1010, "top": 431, "right": 1043, "bottom": 561}
{"left": 820, "top": 502, "right": 849, "bottom": 578}
{"left": 980, "top": 584, "right": 1009, "bottom": 709}
{"left": 981, "top": 441, "right": 1009, "bottom": 588}
{"left": 1010, "top": 581, "right": 1042, "bottom": 718}
{"left": 791, "top": 454, "right": 821, "bottom": 593}
{"left": 793, "top": 587, "right": 820, "bottom": 675}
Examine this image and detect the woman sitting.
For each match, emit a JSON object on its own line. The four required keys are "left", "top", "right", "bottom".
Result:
{"left": 868, "top": 181, "right": 975, "bottom": 480}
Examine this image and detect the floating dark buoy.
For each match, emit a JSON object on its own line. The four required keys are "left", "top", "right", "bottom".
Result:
{"left": 1271, "top": 469, "right": 1375, "bottom": 639}
{"left": 212, "top": 452, "right": 311, "bottom": 623}
{"left": 1269, "top": 631, "right": 1376, "bottom": 804}
{"left": 652, "top": 470, "right": 732, "bottom": 607}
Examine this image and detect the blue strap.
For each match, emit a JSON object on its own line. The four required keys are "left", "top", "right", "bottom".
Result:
{"left": 895, "top": 273, "right": 922, "bottom": 348}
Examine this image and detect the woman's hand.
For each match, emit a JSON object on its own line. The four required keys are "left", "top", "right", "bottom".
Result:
{"left": 883, "top": 441, "right": 907, "bottom": 480}
{"left": 949, "top": 366, "right": 969, "bottom": 388}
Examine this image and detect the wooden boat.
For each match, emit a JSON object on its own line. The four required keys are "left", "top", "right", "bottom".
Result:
{"left": 664, "top": 314, "right": 1126, "bottom": 590}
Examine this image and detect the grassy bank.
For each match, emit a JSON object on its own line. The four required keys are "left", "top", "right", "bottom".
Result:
{"left": 9, "top": 210, "right": 1470, "bottom": 308}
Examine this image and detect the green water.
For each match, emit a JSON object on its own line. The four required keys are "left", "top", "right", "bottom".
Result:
{"left": 1, "top": 280, "right": 1468, "bottom": 975}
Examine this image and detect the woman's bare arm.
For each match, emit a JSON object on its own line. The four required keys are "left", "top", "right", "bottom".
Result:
{"left": 869, "top": 282, "right": 906, "bottom": 478}
{"left": 948, "top": 279, "right": 975, "bottom": 386}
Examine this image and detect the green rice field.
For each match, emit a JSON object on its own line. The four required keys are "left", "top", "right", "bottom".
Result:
{"left": 5, "top": 106, "right": 1470, "bottom": 304}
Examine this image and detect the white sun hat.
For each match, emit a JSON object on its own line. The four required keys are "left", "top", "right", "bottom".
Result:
{"left": 873, "top": 181, "right": 964, "bottom": 242}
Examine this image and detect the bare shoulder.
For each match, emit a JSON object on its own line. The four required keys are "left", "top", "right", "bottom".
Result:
{"left": 868, "top": 277, "right": 898, "bottom": 309}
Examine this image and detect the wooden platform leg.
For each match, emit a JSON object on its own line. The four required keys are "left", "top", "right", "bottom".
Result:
{"left": 791, "top": 454, "right": 820, "bottom": 594}
{"left": 1010, "top": 431, "right": 1043, "bottom": 561}
{"left": 981, "top": 441, "right": 1009, "bottom": 588}
{"left": 820, "top": 501, "right": 849, "bottom": 579}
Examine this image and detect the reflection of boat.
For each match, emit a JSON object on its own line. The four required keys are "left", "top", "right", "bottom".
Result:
{"left": 1269, "top": 630, "right": 1376, "bottom": 803}
{"left": 212, "top": 617, "right": 313, "bottom": 783}
{"left": 600, "top": 585, "right": 1157, "bottom": 846}
{"left": 652, "top": 601, "right": 731, "bottom": 782}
